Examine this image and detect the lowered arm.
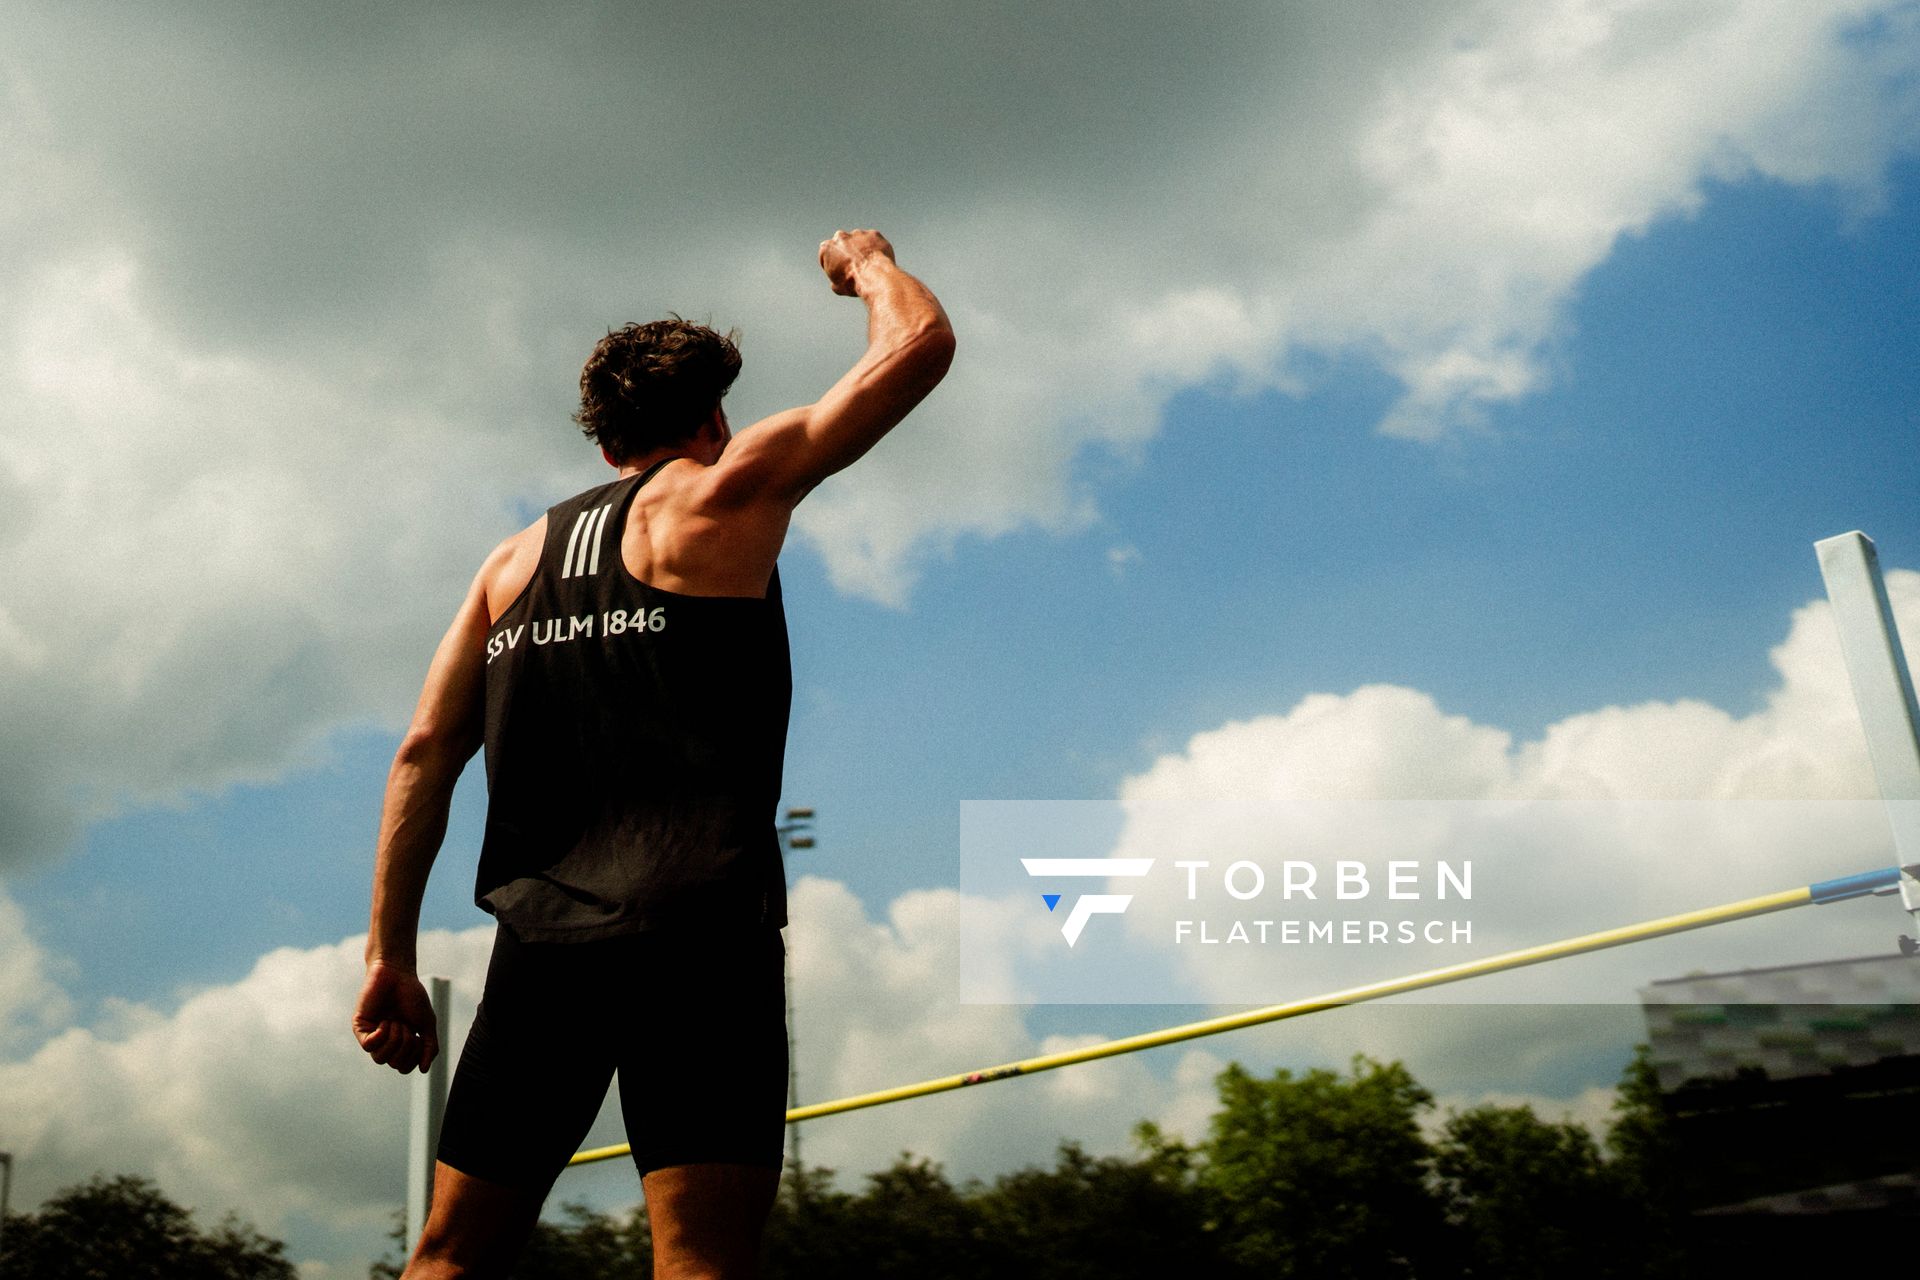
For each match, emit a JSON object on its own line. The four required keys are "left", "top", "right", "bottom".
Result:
{"left": 352, "top": 562, "right": 492, "bottom": 1073}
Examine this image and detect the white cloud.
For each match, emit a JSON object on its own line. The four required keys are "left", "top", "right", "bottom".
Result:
{"left": 0, "top": 241, "right": 576, "bottom": 866}
{"left": 10, "top": 501, "right": 1895, "bottom": 1275}
{"left": 1, "top": 3, "right": 1916, "bottom": 1253}
{"left": 0, "top": 873, "right": 1667, "bottom": 1272}
{"left": 762, "top": 877, "right": 1228, "bottom": 1182}
{"left": 1088, "top": 571, "right": 1920, "bottom": 1006}
{"left": 2, "top": 1, "right": 1916, "bottom": 854}
{"left": 796, "top": 0, "right": 1920, "bottom": 580}
{"left": 0, "top": 884, "right": 72, "bottom": 1055}
{"left": 0, "top": 875, "right": 1552, "bottom": 1263}
{"left": 0, "top": 924, "right": 495, "bottom": 1264}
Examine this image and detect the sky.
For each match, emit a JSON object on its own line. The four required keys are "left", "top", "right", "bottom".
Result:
{"left": 2, "top": 1, "right": 1919, "bottom": 1274}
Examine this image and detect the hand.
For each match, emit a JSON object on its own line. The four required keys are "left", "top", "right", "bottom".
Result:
{"left": 352, "top": 961, "right": 441, "bottom": 1075}
{"left": 817, "top": 228, "right": 896, "bottom": 297}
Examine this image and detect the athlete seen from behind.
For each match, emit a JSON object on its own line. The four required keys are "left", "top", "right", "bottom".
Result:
{"left": 351, "top": 230, "right": 953, "bottom": 1279}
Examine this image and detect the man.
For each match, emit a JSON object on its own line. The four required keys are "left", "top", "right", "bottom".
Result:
{"left": 351, "top": 229, "right": 953, "bottom": 1279}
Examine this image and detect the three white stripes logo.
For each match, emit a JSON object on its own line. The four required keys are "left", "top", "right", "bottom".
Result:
{"left": 561, "top": 503, "right": 613, "bottom": 579}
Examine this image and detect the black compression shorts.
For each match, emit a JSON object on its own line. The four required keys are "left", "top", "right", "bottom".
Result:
{"left": 435, "top": 923, "right": 788, "bottom": 1190}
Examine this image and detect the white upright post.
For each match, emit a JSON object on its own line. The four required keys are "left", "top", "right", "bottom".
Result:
{"left": 405, "top": 977, "right": 453, "bottom": 1251}
{"left": 1815, "top": 532, "right": 1920, "bottom": 946}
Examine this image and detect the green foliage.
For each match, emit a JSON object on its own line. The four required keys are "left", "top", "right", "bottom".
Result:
{"left": 0, "top": 1174, "right": 296, "bottom": 1280}
{"left": 1600, "top": 1044, "right": 1692, "bottom": 1277}
{"left": 1604, "top": 1044, "right": 1681, "bottom": 1203}
{"left": 1196, "top": 1055, "right": 1445, "bottom": 1278}
{"left": 761, "top": 1154, "right": 995, "bottom": 1279}
{"left": 368, "top": 1199, "right": 653, "bottom": 1280}
{"left": 758, "top": 1140, "right": 1244, "bottom": 1279}
{"left": 366, "top": 1212, "right": 405, "bottom": 1280}
{"left": 971, "top": 1141, "right": 1240, "bottom": 1280}
{"left": 350, "top": 1046, "right": 1691, "bottom": 1278}
{"left": 1432, "top": 1104, "right": 1613, "bottom": 1279}
{"left": 510, "top": 1202, "right": 651, "bottom": 1279}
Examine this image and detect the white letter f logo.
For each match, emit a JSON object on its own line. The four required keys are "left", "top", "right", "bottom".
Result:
{"left": 1021, "top": 858, "right": 1155, "bottom": 946}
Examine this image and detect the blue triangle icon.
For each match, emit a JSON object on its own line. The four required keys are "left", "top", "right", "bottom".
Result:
{"left": 1043, "top": 894, "right": 1061, "bottom": 911}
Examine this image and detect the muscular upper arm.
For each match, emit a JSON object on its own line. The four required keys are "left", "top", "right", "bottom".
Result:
{"left": 405, "top": 521, "right": 538, "bottom": 761}
{"left": 482, "top": 518, "right": 544, "bottom": 621}
{"left": 400, "top": 565, "right": 494, "bottom": 766}
{"left": 707, "top": 325, "right": 956, "bottom": 508}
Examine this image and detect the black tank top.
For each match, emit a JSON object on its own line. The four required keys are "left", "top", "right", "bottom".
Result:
{"left": 474, "top": 464, "right": 792, "bottom": 941}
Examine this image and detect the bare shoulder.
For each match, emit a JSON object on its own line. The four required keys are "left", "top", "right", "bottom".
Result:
{"left": 629, "top": 441, "right": 793, "bottom": 596}
{"left": 479, "top": 515, "right": 547, "bottom": 623}
{"left": 697, "top": 407, "right": 815, "bottom": 509}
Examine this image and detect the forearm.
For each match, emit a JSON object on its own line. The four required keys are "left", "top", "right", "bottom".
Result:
{"left": 853, "top": 256, "right": 953, "bottom": 357}
{"left": 365, "top": 741, "right": 463, "bottom": 971}
{"left": 734, "top": 229, "right": 958, "bottom": 496}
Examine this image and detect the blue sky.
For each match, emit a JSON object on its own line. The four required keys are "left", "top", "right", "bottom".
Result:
{"left": 17, "top": 153, "right": 1917, "bottom": 1043}
{"left": 3, "top": 4, "right": 1919, "bottom": 1274}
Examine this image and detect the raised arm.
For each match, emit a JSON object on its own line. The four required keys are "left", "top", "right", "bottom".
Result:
{"left": 715, "top": 229, "right": 955, "bottom": 504}
{"left": 351, "top": 557, "right": 494, "bottom": 1074}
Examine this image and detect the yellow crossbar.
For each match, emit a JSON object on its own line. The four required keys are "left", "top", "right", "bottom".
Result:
{"left": 569, "top": 883, "right": 1814, "bottom": 1168}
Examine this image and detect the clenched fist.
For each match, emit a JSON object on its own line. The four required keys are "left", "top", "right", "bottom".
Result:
{"left": 352, "top": 961, "right": 441, "bottom": 1075}
{"left": 818, "top": 229, "right": 896, "bottom": 297}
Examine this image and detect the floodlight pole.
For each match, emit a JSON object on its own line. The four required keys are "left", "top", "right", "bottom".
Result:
{"left": 405, "top": 977, "right": 452, "bottom": 1252}
{"left": 0, "top": 1151, "right": 13, "bottom": 1258}
{"left": 1816, "top": 532, "right": 1920, "bottom": 950}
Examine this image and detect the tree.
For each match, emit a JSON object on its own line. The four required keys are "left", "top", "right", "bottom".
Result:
{"left": 1193, "top": 1056, "right": 1446, "bottom": 1279}
{"left": 369, "top": 1201, "right": 653, "bottom": 1280}
{"left": 1604, "top": 1044, "right": 1681, "bottom": 1206}
{"left": 762, "top": 1155, "right": 994, "bottom": 1280}
{"left": 510, "top": 1202, "right": 651, "bottom": 1279}
{"left": 1600, "top": 1044, "right": 1690, "bottom": 1276}
{"left": 345, "top": 1047, "right": 1686, "bottom": 1278}
{"left": 0, "top": 1174, "right": 296, "bottom": 1280}
{"left": 972, "top": 1140, "right": 1238, "bottom": 1280}
{"left": 1432, "top": 1104, "right": 1614, "bottom": 1279}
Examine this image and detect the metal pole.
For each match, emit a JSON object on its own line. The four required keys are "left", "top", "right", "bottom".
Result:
{"left": 784, "top": 941, "right": 801, "bottom": 1179}
{"left": 1, "top": 1151, "right": 13, "bottom": 1260}
{"left": 405, "top": 977, "right": 452, "bottom": 1251}
{"left": 776, "top": 808, "right": 814, "bottom": 1179}
{"left": 1816, "top": 532, "right": 1920, "bottom": 948}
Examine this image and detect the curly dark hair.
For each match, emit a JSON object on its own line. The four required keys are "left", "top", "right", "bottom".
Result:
{"left": 573, "top": 317, "right": 743, "bottom": 461}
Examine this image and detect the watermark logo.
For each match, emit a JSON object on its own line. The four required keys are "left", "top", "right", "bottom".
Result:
{"left": 966, "top": 798, "right": 1886, "bottom": 1005}
{"left": 1021, "top": 858, "right": 1155, "bottom": 946}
